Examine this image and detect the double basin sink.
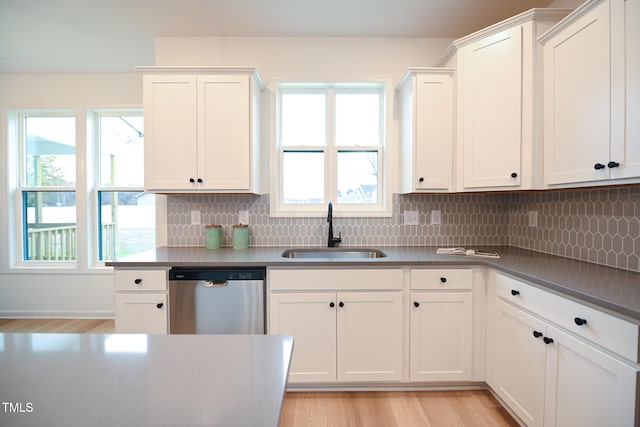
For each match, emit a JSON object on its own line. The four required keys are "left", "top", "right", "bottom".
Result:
{"left": 281, "top": 248, "right": 387, "bottom": 259}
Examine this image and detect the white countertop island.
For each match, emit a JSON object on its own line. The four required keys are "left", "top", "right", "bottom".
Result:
{"left": 0, "top": 333, "right": 293, "bottom": 427}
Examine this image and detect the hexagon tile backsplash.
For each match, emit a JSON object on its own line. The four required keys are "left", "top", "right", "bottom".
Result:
{"left": 167, "top": 186, "right": 640, "bottom": 272}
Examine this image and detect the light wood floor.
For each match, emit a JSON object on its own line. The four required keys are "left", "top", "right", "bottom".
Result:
{"left": 0, "top": 319, "right": 518, "bottom": 427}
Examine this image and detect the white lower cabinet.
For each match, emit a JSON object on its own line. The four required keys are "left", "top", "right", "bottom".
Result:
{"left": 491, "top": 273, "right": 639, "bottom": 426}
{"left": 270, "top": 291, "right": 402, "bottom": 383}
{"left": 543, "top": 326, "right": 638, "bottom": 427}
{"left": 494, "top": 300, "right": 547, "bottom": 426}
{"left": 268, "top": 268, "right": 403, "bottom": 384}
{"left": 409, "top": 268, "right": 474, "bottom": 382}
{"left": 115, "top": 293, "right": 168, "bottom": 334}
{"left": 114, "top": 268, "right": 168, "bottom": 334}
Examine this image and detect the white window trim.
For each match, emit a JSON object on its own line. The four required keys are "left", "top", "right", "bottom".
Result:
{"left": 6, "top": 108, "right": 156, "bottom": 273}
{"left": 270, "top": 78, "right": 393, "bottom": 218}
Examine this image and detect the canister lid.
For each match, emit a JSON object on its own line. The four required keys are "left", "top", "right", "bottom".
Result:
{"left": 205, "top": 224, "right": 222, "bottom": 228}
{"left": 233, "top": 224, "right": 249, "bottom": 228}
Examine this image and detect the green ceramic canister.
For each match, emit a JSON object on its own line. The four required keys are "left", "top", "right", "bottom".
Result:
{"left": 233, "top": 224, "right": 249, "bottom": 249}
{"left": 205, "top": 225, "right": 222, "bottom": 249}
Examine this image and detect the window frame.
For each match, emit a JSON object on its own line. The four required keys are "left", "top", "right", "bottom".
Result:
{"left": 7, "top": 108, "right": 155, "bottom": 271}
{"left": 271, "top": 80, "right": 392, "bottom": 218}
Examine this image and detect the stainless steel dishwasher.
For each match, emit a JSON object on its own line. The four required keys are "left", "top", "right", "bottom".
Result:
{"left": 168, "top": 268, "right": 265, "bottom": 334}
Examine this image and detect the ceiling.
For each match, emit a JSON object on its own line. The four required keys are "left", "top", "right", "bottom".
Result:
{"left": 0, "top": 0, "right": 555, "bottom": 73}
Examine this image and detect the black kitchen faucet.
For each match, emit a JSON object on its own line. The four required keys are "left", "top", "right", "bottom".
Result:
{"left": 327, "top": 201, "right": 342, "bottom": 247}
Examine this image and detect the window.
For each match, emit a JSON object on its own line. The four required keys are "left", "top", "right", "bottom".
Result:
{"left": 13, "top": 110, "right": 155, "bottom": 267}
{"left": 95, "top": 113, "right": 155, "bottom": 261}
{"left": 20, "top": 114, "right": 77, "bottom": 261}
{"left": 274, "top": 82, "right": 389, "bottom": 216}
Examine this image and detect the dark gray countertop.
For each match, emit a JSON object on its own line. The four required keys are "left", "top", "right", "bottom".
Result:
{"left": 107, "top": 246, "right": 640, "bottom": 321}
{"left": 0, "top": 333, "right": 293, "bottom": 427}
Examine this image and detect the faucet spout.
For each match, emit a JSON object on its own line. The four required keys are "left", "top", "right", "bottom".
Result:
{"left": 327, "top": 201, "right": 342, "bottom": 247}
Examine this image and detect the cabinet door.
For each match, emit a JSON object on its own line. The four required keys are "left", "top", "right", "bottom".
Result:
{"left": 460, "top": 27, "right": 523, "bottom": 189}
{"left": 337, "top": 292, "right": 402, "bottom": 382}
{"left": 494, "top": 300, "right": 546, "bottom": 427}
{"left": 410, "top": 292, "right": 472, "bottom": 381}
{"left": 543, "top": 1, "right": 611, "bottom": 185}
{"left": 143, "top": 74, "right": 198, "bottom": 191}
{"left": 198, "top": 75, "right": 251, "bottom": 191}
{"left": 115, "top": 293, "right": 167, "bottom": 334}
{"left": 544, "top": 326, "right": 638, "bottom": 427}
{"left": 610, "top": 0, "right": 640, "bottom": 179}
{"left": 414, "top": 73, "right": 453, "bottom": 191}
{"left": 269, "top": 292, "right": 336, "bottom": 383}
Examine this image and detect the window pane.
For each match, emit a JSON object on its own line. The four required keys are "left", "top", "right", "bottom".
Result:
{"left": 281, "top": 93, "right": 326, "bottom": 146}
{"left": 337, "top": 151, "right": 378, "bottom": 204}
{"left": 99, "top": 116, "right": 144, "bottom": 187}
{"left": 25, "top": 116, "right": 76, "bottom": 186}
{"left": 336, "top": 93, "right": 381, "bottom": 146}
{"left": 99, "top": 191, "right": 155, "bottom": 261}
{"left": 24, "top": 191, "right": 76, "bottom": 261}
{"left": 282, "top": 151, "right": 324, "bottom": 204}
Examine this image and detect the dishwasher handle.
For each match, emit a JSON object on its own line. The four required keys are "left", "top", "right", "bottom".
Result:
{"left": 203, "top": 280, "right": 229, "bottom": 288}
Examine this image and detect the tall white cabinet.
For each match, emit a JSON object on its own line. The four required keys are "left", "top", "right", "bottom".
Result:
{"left": 139, "top": 67, "right": 264, "bottom": 193}
{"left": 397, "top": 68, "right": 454, "bottom": 192}
{"left": 541, "top": 0, "right": 640, "bottom": 187}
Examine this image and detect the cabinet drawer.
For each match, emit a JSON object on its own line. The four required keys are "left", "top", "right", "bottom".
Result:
{"left": 496, "top": 273, "right": 639, "bottom": 363}
{"left": 115, "top": 269, "right": 168, "bottom": 292}
{"left": 411, "top": 268, "right": 472, "bottom": 290}
{"left": 269, "top": 269, "right": 402, "bottom": 291}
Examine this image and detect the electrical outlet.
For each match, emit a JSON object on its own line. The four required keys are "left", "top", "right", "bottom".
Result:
{"left": 431, "top": 210, "right": 442, "bottom": 225}
{"left": 191, "top": 210, "right": 201, "bottom": 225}
{"left": 404, "top": 211, "right": 419, "bottom": 225}
{"left": 238, "top": 210, "right": 249, "bottom": 225}
{"left": 528, "top": 210, "right": 538, "bottom": 227}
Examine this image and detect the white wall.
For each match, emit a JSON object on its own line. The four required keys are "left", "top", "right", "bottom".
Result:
{"left": 155, "top": 36, "right": 454, "bottom": 82}
{"left": 0, "top": 73, "right": 142, "bottom": 318}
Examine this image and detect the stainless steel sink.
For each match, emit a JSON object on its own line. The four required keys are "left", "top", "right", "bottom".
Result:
{"left": 281, "top": 248, "right": 387, "bottom": 259}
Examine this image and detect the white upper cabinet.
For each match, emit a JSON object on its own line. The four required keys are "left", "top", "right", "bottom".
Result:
{"left": 443, "top": 9, "right": 570, "bottom": 192}
{"left": 397, "top": 68, "right": 454, "bottom": 192}
{"left": 140, "top": 67, "right": 264, "bottom": 193}
{"left": 541, "top": 0, "right": 640, "bottom": 186}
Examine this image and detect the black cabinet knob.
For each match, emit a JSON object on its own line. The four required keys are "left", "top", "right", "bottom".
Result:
{"left": 418, "top": 177, "right": 424, "bottom": 183}
{"left": 134, "top": 278, "right": 142, "bottom": 285}
{"left": 156, "top": 303, "right": 164, "bottom": 309}
{"left": 511, "top": 172, "right": 518, "bottom": 178}
{"left": 607, "top": 161, "right": 620, "bottom": 168}
{"left": 197, "top": 178, "right": 203, "bottom": 183}
{"left": 414, "top": 301, "right": 420, "bottom": 308}
{"left": 574, "top": 317, "right": 587, "bottom": 326}
{"left": 329, "top": 302, "right": 335, "bottom": 308}
{"left": 533, "top": 331, "right": 543, "bottom": 338}
{"left": 440, "top": 277, "right": 447, "bottom": 283}
{"left": 338, "top": 301, "right": 344, "bottom": 308}
{"left": 189, "top": 178, "right": 196, "bottom": 183}
{"left": 511, "top": 289, "right": 520, "bottom": 296}
{"left": 594, "top": 163, "right": 606, "bottom": 170}
{"left": 543, "top": 337, "right": 554, "bottom": 344}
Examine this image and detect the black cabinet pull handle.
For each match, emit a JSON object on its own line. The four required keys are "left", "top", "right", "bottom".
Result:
{"left": 574, "top": 317, "right": 587, "bottom": 326}
{"left": 197, "top": 178, "right": 203, "bottom": 183}
{"left": 329, "top": 302, "right": 335, "bottom": 308}
{"left": 418, "top": 177, "right": 424, "bottom": 183}
{"left": 440, "top": 277, "right": 447, "bottom": 283}
{"left": 511, "top": 289, "right": 520, "bottom": 296}
{"left": 594, "top": 163, "right": 605, "bottom": 170}
{"left": 607, "top": 161, "right": 620, "bottom": 168}
{"left": 189, "top": 178, "right": 196, "bottom": 183}
{"left": 134, "top": 278, "right": 142, "bottom": 285}
{"left": 414, "top": 301, "right": 420, "bottom": 308}
{"left": 156, "top": 303, "right": 164, "bottom": 309}
{"left": 543, "top": 337, "right": 554, "bottom": 344}
{"left": 533, "top": 331, "right": 543, "bottom": 338}
{"left": 338, "top": 301, "right": 344, "bottom": 308}
{"left": 511, "top": 172, "right": 518, "bottom": 178}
